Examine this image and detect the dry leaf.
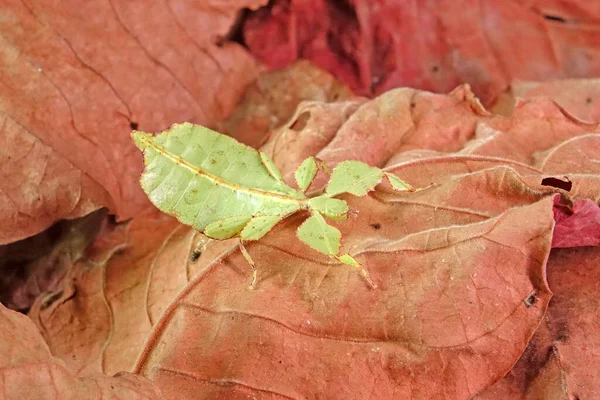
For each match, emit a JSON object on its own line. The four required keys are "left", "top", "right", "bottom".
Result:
{"left": 0, "top": 0, "right": 265, "bottom": 244}
{"left": 0, "top": 302, "right": 163, "bottom": 399}
{"left": 218, "top": 60, "right": 354, "bottom": 147}
{"left": 476, "top": 246, "right": 600, "bottom": 399}
{"left": 27, "top": 86, "right": 600, "bottom": 398}
{"left": 243, "top": 1, "right": 600, "bottom": 104}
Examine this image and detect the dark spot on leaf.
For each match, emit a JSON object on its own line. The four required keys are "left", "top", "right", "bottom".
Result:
{"left": 524, "top": 291, "right": 538, "bottom": 308}
{"left": 431, "top": 65, "right": 439, "bottom": 73}
{"left": 290, "top": 112, "right": 310, "bottom": 131}
{"left": 354, "top": 175, "right": 360, "bottom": 179}
{"left": 410, "top": 102, "right": 416, "bottom": 109}
{"left": 541, "top": 176, "right": 572, "bottom": 191}
{"left": 210, "top": 158, "right": 217, "bottom": 164}
{"left": 519, "top": 335, "right": 554, "bottom": 391}
{"left": 543, "top": 14, "right": 567, "bottom": 23}
{"left": 552, "top": 317, "right": 569, "bottom": 343}
{"left": 129, "top": 121, "right": 139, "bottom": 130}
{"left": 278, "top": 360, "right": 282, "bottom": 364}
{"left": 370, "top": 223, "right": 381, "bottom": 230}
{"left": 586, "top": 97, "right": 593, "bottom": 104}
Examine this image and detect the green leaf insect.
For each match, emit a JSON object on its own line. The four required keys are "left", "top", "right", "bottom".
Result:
{"left": 132, "top": 122, "right": 414, "bottom": 289}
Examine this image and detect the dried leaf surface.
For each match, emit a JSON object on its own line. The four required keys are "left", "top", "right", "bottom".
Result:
{"left": 132, "top": 88, "right": 600, "bottom": 399}
{"left": 243, "top": 0, "right": 600, "bottom": 104}
{"left": 0, "top": 0, "right": 264, "bottom": 244}
{"left": 29, "top": 86, "right": 600, "bottom": 398}
{"left": 491, "top": 79, "right": 600, "bottom": 122}
{"left": 0, "top": 302, "right": 163, "bottom": 399}
{"left": 218, "top": 60, "right": 354, "bottom": 147}
{"left": 476, "top": 247, "right": 600, "bottom": 399}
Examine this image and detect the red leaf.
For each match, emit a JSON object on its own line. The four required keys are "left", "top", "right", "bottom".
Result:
{"left": 552, "top": 198, "right": 600, "bottom": 248}
{"left": 243, "top": 1, "right": 600, "bottom": 104}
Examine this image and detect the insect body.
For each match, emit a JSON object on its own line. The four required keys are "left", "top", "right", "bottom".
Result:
{"left": 132, "top": 123, "right": 413, "bottom": 289}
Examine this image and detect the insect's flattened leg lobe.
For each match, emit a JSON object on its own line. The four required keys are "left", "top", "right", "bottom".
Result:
{"left": 204, "top": 215, "right": 252, "bottom": 239}
{"left": 240, "top": 215, "right": 283, "bottom": 241}
{"left": 239, "top": 240, "right": 258, "bottom": 289}
{"left": 295, "top": 156, "right": 318, "bottom": 192}
{"left": 259, "top": 151, "right": 285, "bottom": 182}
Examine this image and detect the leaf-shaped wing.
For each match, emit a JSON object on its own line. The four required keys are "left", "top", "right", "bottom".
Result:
{"left": 132, "top": 123, "right": 305, "bottom": 232}
{"left": 325, "top": 160, "right": 384, "bottom": 197}
{"left": 296, "top": 213, "right": 341, "bottom": 256}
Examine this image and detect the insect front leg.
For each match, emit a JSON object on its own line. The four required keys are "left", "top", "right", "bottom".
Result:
{"left": 189, "top": 233, "right": 212, "bottom": 263}
{"left": 239, "top": 240, "right": 258, "bottom": 289}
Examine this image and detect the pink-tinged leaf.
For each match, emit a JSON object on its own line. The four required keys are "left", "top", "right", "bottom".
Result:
{"left": 218, "top": 60, "right": 354, "bottom": 148}
{"left": 243, "top": 0, "right": 600, "bottom": 104}
{"left": 0, "top": 0, "right": 264, "bottom": 244}
{"left": 134, "top": 167, "right": 558, "bottom": 398}
{"left": 28, "top": 209, "right": 235, "bottom": 376}
{"left": 476, "top": 246, "right": 600, "bottom": 399}
{"left": 0, "top": 302, "right": 163, "bottom": 399}
{"left": 552, "top": 197, "right": 600, "bottom": 248}
{"left": 492, "top": 79, "right": 600, "bottom": 122}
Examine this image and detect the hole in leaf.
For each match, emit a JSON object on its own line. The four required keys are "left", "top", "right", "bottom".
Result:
{"left": 524, "top": 291, "right": 538, "bottom": 308}
{"left": 129, "top": 121, "right": 139, "bottom": 130}
{"left": 543, "top": 14, "right": 567, "bottom": 23}
{"left": 290, "top": 112, "right": 310, "bottom": 131}
{"left": 541, "top": 177, "right": 572, "bottom": 192}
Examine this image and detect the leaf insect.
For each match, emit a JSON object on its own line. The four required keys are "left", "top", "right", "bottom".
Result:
{"left": 132, "top": 123, "right": 414, "bottom": 289}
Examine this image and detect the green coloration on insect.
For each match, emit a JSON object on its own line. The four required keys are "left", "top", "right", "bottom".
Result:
{"left": 132, "top": 122, "right": 414, "bottom": 289}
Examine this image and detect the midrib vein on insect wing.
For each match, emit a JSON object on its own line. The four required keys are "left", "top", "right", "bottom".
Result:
{"left": 140, "top": 135, "right": 304, "bottom": 203}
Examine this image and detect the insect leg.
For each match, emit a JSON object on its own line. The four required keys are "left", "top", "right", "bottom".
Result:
{"left": 314, "top": 157, "right": 332, "bottom": 175}
{"left": 335, "top": 253, "right": 377, "bottom": 289}
{"left": 239, "top": 240, "right": 258, "bottom": 289}
{"left": 189, "top": 233, "right": 212, "bottom": 263}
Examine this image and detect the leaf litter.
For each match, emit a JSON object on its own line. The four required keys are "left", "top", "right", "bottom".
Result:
{"left": 3, "top": 1, "right": 600, "bottom": 398}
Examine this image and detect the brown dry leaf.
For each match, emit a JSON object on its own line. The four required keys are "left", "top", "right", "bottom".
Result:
{"left": 490, "top": 79, "right": 600, "bottom": 122}
{"left": 0, "top": 0, "right": 265, "bottom": 244}
{"left": 242, "top": 0, "right": 600, "bottom": 104}
{"left": 134, "top": 168, "right": 558, "bottom": 399}
{"left": 0, "top": 302, "right": 163, "bottom": 399}
{"left": 0, "top": 209, "right": 105, "bottom": 311}
{"left": 218, "top": 59, "right": 354, "bottom": 147}
{"left": 130, "top": 88, "right": 600, "bottom": 399}
{"left": 29, "top": 86, "right": 600, "bottom": 398}
{"left": 28, "top": 208, "right": 236, "bottom": 376}
{"left": 476, "top": 246, "right": 600, "bottom": 399}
